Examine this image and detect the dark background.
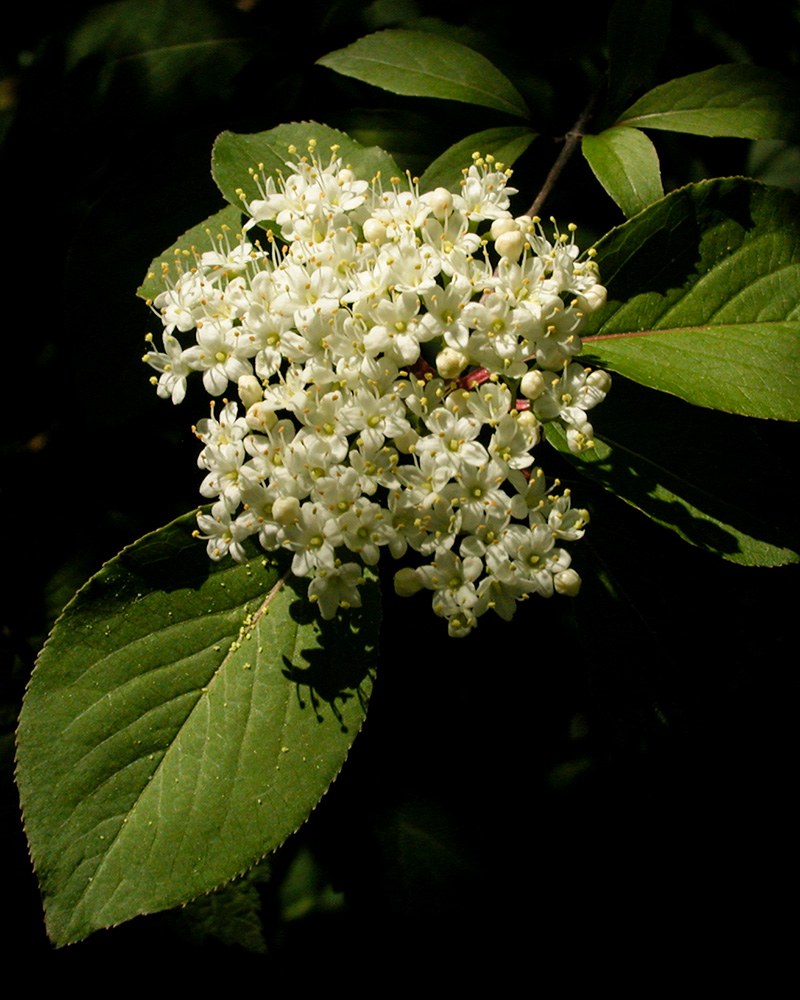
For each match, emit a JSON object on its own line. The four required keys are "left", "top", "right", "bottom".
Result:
{"left": 2, "top": 0, "right": 796, "bottom": 981}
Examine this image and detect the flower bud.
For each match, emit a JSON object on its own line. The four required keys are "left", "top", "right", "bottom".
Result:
{"left": 428, "top": 187, "right": 453, "bottom": 220}
{"left": 362, "top": 218, "right": 387, "bottom": 244}
{"left": 238, "top": 375, "right": 263, "bottom": 409}
{"left": 494, "top": 230, "right": 525, "bottom": 261}
{"left": 586, "top": 369, "right": 612, "bottom": 394}
{"left": 576, "top": 284, "right": 607, "bottom": 312}
{"left": 436, "top": 347, "right": 469, "bottom": 379}
{"left": 272, "top": 496, "right": 300, "bottom": 524}
{"left": 246, "top": 401, "right": 277, "bottom": 431}
{"left": 490, "top": 217, "right": 518, "bottom": 240}
{"left": 520, "top": 369, "right": 546, "bottom": 399}
{"left": 554, "top": 568, "right": 581, "bottom": 596}
{"left": 517, "top": 409, "right": 540, "bottom": 435}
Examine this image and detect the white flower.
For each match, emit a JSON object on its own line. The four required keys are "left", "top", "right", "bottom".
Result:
{"left": 308, "top": 562, "right": 365, "bottom": 618}
{"left": 143, "top": 331, "right": 191, "bottom": 404}
{"left": 194, "top": 509, "right": 250, "bottom": 562}
{"left": 145, "top": 142, "right": 609, "bottom": 633}
{"left": 280, "top": 502, "right": 343, "bottom": 578}
{"left": 416, "top": 549, "right": 482, "bottom": 620}
{"left": 441, "top": 461, "right": 511, "bottom": 532}
{"left": 418, "top": 408, "right": 489, "bottom": 484}
{"left": 182, "top": 322, "right": 254, "bottom": 396}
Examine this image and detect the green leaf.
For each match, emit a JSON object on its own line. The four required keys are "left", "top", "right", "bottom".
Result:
{"left": 316, "top": 29, "right": 529, "bottom": 119}
{"left": 419, "top": 127, "right": 536, "bottom": 192}
{"left": 581, "top": 178, "right": 800, "bottom": 420}
{"left": 746, "top": 140, "right": 800, "bottom": 193}
{"left": 66, "top": 0, "right": 251, "bottom": 109}
{"left": 615, "top": 64, "right": 800, "bottom": 140}
{"left": 545, "top": 381, "right": 799, "bottom": 566}
{"left": 175, "top": 863, "right": 271, "bottom": 953}
{"left": 16, "top": 512, "right": 379, "bottom": 946}
{"left": 582, "top": 126, "right": 664, "bottom": 217}
{"left": 211, "top": 122, "right": 402, "bottom": 213}
{"left": 279, "top": 845, "right": 343, "bottom": 922}
{"left": 137, "top": 204, "right": 245, "bottom": 302}
{"left": 606, "top": 0, "right": 673, "bottom": 115}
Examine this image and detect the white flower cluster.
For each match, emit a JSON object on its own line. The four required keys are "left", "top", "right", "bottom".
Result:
{"left": 143, "top": 142, "right": 610, "bottom": 636}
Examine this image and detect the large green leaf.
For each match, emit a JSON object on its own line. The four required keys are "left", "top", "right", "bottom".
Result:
{"left": 545, "top": 380, "right": 799, "bottom": 566}
{"left": 316, "top": 30, "right": 529, "bottom": 119}
{"left": 581, "top": 178, "right": 800, "bottom": 420}
{"left": 615, "top": 64, "right": 800, "bottom": 140}
{"left": 16, "top": 512, "right": 379, "bottom": 946}
{"left": 212, "top": 122, "right": 402, "bottom": 213}
{"left": 582, "top": 126, "right": 664, "bottom": 217}
{"left": 419, "top": 127, "right": 536, "bottom": 193}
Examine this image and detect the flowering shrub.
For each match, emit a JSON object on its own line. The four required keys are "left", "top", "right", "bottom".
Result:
{"left": 143, "top": 144, "right": 609, "bottom": 635}
{"left": 13, "top": 10, "right": 799, "bottom": 956}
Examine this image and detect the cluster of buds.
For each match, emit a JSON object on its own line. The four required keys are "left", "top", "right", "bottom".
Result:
{"left": 143, "top": 144, "right": 610, "bottom": 635}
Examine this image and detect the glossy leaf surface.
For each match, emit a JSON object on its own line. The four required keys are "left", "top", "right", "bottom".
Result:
{"left": 582, "top": 178, "right": 800, "bottom": 420}
{"left": 615, "top": 64, "right": 800, "bottom": 139}
{"left": 316, "top": 30, "right": 529, "bottom": 119}
{"left": 582, "top": 126, "right": 664, "bottom": 217}
{"left": 17, "top": 513, "right": 379, "bottom": 946}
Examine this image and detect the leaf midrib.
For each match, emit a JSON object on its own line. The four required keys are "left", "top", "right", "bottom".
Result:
{"left": 61, "top": 576, "right": 291, "bottom": 922}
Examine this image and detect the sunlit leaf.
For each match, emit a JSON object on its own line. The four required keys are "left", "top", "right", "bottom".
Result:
{"left": 582, "top": 126, "right": 663, "bottom": 217}
{"left": 17, "top": 513, "right": 379, "bottom": 946}
{"left": 615, "top": 64, "right": 800, "bottom": 139}
{"left": 137, "top": 205, "right": 244, "bottom": 302}
{"left": 212, "top": 122, "right": 402, "bottom": 212}
{"left": 316, "top": 30, "right": 529, "bottom": 119}
{"left": 419, "top": 127, "right": 536, "bottom": 192}
{"left": 582, "top": 178, "right": 800, "bottom": 420}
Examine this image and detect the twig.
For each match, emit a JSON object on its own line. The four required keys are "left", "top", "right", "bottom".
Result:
{"left": 525, "top": 81, "right": 606, "bottom": 219}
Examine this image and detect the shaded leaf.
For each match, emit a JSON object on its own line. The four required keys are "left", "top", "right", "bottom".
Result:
{"left": 175, "top": 863, "right": 271, "bottom": 953}
{"left": 316, "top": 30, "right": 529, "bottom": 119}
{"left": 279, "top": 846, "right": 343, "bottom": 922}
{"left": 582, "top": 178, "right": 800, "bottom": 420}
{"left": 17, "top": 512, "right": 379, "bottom": 946}
{"left": 746, "top": 140, "right": 800, "bottom": 193}
{"left": 545, "top": 381, "right": 799, "bottom": 565}
{"left": 212, "top": 122, "right": 402, "bottom": 213}
{"left": 615, "top": 64, "right": 800, "bottom": 139}
{"left": 582, "top": 126, "right": 664, "bottom": 217}
{"left": 606, "top": 0, "right": 673, "bottom": 115}
{"left": 66, "top": 0, "right": 250, "bottom": 108}
{"left": 419, "top": 127, "right": 536, "bottom": 192}
{"left": 374, "top": 797, "right": 475, "bottom": 917}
